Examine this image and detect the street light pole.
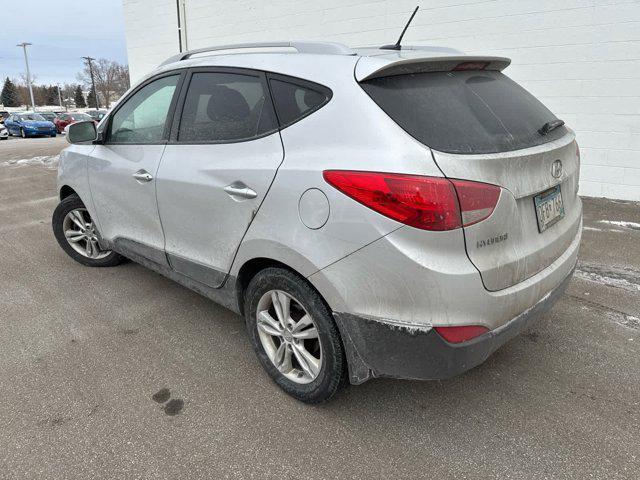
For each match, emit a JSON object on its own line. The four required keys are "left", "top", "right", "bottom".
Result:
{"left": 57, "top": 84, "right": 64, "bottom": 111}
{"left": 17, "top": 42, "right": 36, "bottom": 112}
{"left": 82, "top": 56, "right": 100, "bottom": 110}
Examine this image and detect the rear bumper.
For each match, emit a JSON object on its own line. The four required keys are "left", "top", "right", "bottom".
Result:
{"left": 334, "top": 263, "right": 575, "bottom": 384}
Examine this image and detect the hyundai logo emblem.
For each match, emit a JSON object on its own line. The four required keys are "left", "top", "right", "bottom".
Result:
{"left": 551, "top": 160, "right": 563, "bottom": 178}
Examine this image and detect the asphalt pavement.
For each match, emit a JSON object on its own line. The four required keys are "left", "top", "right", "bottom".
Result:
{"left": 0, "top": 135, "right": 638, "bottom": 479}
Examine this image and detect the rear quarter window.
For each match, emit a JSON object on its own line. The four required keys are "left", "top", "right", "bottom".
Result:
{"left": 361, "top": 70, "right": 567, "bottom": 154}
{"left": 269, "top": 77, "right": 332, "bottom": 128}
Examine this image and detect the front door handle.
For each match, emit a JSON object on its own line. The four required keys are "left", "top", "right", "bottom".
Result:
{"left": 224, "top": 182, "right": 257, "bottom": 200}
{"left": 133, "top": 169, "right": 153, "bottom": 183}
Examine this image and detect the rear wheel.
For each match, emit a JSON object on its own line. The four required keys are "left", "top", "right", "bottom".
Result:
{"left": 52, "top": 194, "right": 124, "bottom": 267}
{"left": 244, "top": 267, "right": 346, "bottom": 403}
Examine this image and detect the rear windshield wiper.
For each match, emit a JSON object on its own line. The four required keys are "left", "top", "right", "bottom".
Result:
{"left": 538, "top": 119, "right": 565, "bottom": 136}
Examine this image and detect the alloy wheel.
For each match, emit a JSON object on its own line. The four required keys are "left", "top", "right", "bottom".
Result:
{"left": 62, "top": 208, "right": 111, "bottom": 259}
{"left": 256, "top": 290, "right": 323, "bottom": 384}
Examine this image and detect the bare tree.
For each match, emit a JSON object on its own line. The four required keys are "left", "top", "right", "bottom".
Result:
{"left": 16, "top": 74, "right": 36, "bottom": 107}
{"left": 61, "top": 83, "right": 78, "bottom": 109}
{"left": 77, "top": 58, "right": 130, "bottom": 108}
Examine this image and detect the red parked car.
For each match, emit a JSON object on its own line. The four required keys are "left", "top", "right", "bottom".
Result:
{"left": 54, "top": 112, "right": 96, "bottom": 133}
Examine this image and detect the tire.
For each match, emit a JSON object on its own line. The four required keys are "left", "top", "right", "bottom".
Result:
{"left": 20, "top": 128, "right": 26, "bottom": 138}
{"left": 51, "top": 134, "right": 56, "bottom": 138}
{"left": 244, "top": 267, "right": 346, "bottom": 403}
{"left": 52, "top": 194, "right": 124, "bottom": 267}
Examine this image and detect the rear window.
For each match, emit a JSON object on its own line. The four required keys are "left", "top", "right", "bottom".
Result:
{"left": 361, "top": 70, "right": 567, "bottom": 154}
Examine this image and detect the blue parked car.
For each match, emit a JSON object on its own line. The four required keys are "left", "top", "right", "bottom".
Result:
{"left": 4, "top": 113, "right": 57, "bottom": 138}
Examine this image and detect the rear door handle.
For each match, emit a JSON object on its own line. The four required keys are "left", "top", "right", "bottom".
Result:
{"left": 133, "top": 169, "right": 153, "bottom": 183}
{"left": 224, "top": 182, "right": 257, "bottom": 200}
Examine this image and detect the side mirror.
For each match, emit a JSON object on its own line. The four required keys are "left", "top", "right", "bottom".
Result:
{"left": 67, "top": 121, "right": 98, "bottom": 144}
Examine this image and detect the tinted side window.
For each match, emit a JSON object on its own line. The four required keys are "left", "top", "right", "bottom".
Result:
{"left": 108, "top": 75, "right": 179, "bottom": 144}
{"left": 178, "top": 72, "right": 277, "bottom": 143}
{"left": 269, "top": 78, "right": 330, "bottom": 128}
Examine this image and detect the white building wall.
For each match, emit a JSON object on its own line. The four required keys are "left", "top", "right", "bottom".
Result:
{"left": 122, "top": 0, "right": 640, "bottom": 201}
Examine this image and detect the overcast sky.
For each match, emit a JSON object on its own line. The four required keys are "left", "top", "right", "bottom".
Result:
{"left": 0, "top": 0, "right": 127, "bottom": 85}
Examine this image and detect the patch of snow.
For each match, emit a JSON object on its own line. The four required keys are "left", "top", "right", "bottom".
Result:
{"left": 2, "top": 155, "right": 59, "bottom": 169}
{"left": 575, "top": 265, "right": 640, "bottom": 292}
{"left": 598, "top": 220, "right": 640, "bottom": 231}
{"left": 582, "top": 225, "right": 626, "bottom": 233}
{"left": 605, "top": 311, "right": 640, "bottom": 331}
{"left": 618, "top": 314, "right": 640, "bottom": 331}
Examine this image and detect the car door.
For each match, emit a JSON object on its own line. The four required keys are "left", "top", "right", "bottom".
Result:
{"left": 6, "top": 115, "right": 17, "bottom": 134}
{"left": 88, "top": 72, "right": 184, "bottom": 265}
{"left": 13, "top": 115, "right": 24, "bottom": 134}
{"left": 56, "top": 114, "right": 68, "bottom": 131}
{"left": 156, "top": 68, "right": 283, "bottom": 287}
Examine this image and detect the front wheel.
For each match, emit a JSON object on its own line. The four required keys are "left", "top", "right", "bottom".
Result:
{"left": 244, "top": 268, "right": 346, "bottom": 403}
{"left": 20, "top": 128, "right": 26, "bottom": 138}
{"left": 52, "top": 194, "right": 124, "bottom": 267}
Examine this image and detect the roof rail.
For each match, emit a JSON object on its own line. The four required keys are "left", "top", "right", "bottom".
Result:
{"left": 159, "top": 41, "right": 354, "bottom": 66}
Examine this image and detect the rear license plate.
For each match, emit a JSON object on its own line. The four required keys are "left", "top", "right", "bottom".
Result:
{"left": 534, "top": 185, "right": 565, "bottom": 232}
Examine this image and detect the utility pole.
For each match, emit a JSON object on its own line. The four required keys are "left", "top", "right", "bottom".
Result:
{"left": 82, "top": 56, "right": 99, "bottom": 110}
{"left": 17, "top": 42, "right": 36, "bottom": 112}
{"left": 176, "top": 0, "right": 188, "bottom": 52}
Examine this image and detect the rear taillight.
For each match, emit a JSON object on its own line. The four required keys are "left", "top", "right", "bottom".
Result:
{"left": 323, "top": 171, "right": 500, "bottom": 231}
{"left": 450, "top": 179, "right": 501, "bottom": 227}
{"left": 434, "top": 325, "right": 489, "bottom": 343}
{"left": 323, "top": 171, "right": 460, "bottom": 230}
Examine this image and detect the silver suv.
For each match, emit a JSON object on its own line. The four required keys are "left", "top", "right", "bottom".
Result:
{"left": 53, "top": 42, "right": 582, "bottom": 403}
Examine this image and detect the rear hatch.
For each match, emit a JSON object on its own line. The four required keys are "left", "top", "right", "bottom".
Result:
{"left": 359, "top": 57, "right": 581, "bottom": 291}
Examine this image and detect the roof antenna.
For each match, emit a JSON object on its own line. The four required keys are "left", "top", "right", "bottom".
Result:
{"left": 380, "top": 6, "right": 419, "bottom": 50}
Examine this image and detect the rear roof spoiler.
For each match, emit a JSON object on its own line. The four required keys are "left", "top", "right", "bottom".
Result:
{"left": 356, "top": 55, "right": 511, "bottom": 81}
